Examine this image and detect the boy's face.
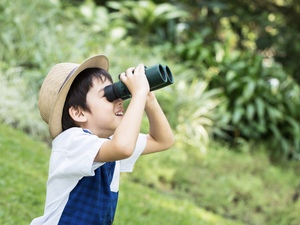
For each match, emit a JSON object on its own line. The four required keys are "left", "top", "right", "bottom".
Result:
{"left": 83, "top": 76, "right": 124, "bottom": 138}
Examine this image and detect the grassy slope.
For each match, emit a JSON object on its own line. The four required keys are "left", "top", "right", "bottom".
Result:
{"left": 127, "top": 141, "right": 300, "bottom": 225}
{"left": 0, "top": 123, "right": 244, "bottom": 225}
{"left": 0, "top": 124, "right": 49, "bottom": 225}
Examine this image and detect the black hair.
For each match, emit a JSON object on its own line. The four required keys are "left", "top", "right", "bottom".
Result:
{"left": 62, "top": 67, "right": 113, "bottom": 131}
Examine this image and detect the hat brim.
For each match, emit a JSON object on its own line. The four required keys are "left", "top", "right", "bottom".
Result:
{"left": 48, "top": 54, "right": 109, "bottom": 139}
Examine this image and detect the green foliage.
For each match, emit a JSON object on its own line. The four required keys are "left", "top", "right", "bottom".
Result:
{"left": 0, "top": 0, "right": 128, "bottom": 138}
{"left": 168, "top": 0, "right": 300, "bottom": 84}
{"left": 172, "top": 31, "right": 216, "bottom": 71}
{"left": 0, "top": 0, "right": 78, "bottom": 137}
{"left": 219, "top": 0, "right": 300, "bottom": 84}
{"left": 168, "top": 13, "right": 300, "bottom": 158}
{"left": 106, "top": 0, "right": 188, "bottom": 44}
{"left": 0, "top": 69, "right": 48, "bottom": 138}
{"left": 208, "top": 49, "right": 300, "bottom": 158}
{"left": 2, "top": 0, "right": 300, "bottom": 160}
{"left": 165, "top": 77, "right": 226, "bottom": 152}
{"left": 0, "top": 0, "right": 112, "bottom": 92}
{"left": 68, "top": 0, "right": 113, "bottom": 37}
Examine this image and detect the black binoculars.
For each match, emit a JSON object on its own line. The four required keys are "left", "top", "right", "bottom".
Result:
{"left": 104, "top": 64, "right": 174, "bottom": 102}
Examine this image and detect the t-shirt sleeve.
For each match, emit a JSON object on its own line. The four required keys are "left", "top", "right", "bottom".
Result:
{"left": 119, "top": 133, "right": 147, "bottom": 172}
{"left": 51, "top": 128, "right": 106, "bottom": 178}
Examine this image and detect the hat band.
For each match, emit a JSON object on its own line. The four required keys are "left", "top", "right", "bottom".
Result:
{"left": 57, "top": 66, "right": 78, "bottom": 94}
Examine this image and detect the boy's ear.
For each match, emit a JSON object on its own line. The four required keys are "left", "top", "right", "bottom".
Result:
{"left": 68, "top": 106, "right": 87, "bottom": 123}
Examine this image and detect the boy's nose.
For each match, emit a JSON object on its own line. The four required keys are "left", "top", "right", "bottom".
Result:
{"left": 114, "top": 98, "right": 123, "bottom": 105}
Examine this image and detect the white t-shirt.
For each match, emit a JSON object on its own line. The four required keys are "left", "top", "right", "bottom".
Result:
{"left": 30, "top": 128, "right": 146, "bottom": 225}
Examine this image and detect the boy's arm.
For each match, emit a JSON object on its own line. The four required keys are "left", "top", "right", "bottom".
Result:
{"left": 95, "top": 64, "right": 149, "bottom": 162}
{"left": 142, "top": 92, "right": 174, "bottom": 155}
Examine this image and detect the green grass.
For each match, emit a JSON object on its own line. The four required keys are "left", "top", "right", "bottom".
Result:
{"left": 0, "top": 123, "right": 245, "bottom": 225}
{"left": 115, "top": 181, "right": 244, "bottom": 225}
{"left": 128, "top": 141, "right": 300, "bottom": 225}
{"left": 0, "top": 123, "right": 49, "bottom": 225}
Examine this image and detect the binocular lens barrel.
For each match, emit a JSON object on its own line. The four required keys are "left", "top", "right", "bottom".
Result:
{"left": 151, "top": 65, "right": 174, "bottom": 91}
{"left": 104, "top": 64, "right": 174, "bottom": 102}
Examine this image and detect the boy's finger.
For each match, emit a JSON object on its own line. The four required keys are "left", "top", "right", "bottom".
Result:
{"left": 119, "top": 72, "right": 126, "bottom": 81}
{"left": 125, "top": 67, "right": 135, "bottom": 76}
{"left": 134, "top": 63, "right": 144, "bottom": 74}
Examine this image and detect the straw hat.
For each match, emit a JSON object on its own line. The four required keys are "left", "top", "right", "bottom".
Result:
{"left": 38, "top": 54, "right": 109, "bottom": 139}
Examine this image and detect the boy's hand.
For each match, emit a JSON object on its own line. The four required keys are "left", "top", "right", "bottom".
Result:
{"left": 119, "top": 63, "right": 150, "bottom": 97}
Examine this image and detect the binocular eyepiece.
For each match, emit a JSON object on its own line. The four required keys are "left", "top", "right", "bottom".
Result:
{"left": 104, "top": 64, "right": 174, "bottom": 102}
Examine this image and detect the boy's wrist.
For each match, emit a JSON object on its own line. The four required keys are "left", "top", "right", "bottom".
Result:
{"left": 131, "top": 89, "right": 149, "bottom": 100}
{"left": 145, "top": 92, "right": 158, "bottom": 109}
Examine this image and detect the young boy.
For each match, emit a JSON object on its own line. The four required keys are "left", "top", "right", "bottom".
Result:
{"left": 30, "top": 54, "right": 174, "bottom": 225}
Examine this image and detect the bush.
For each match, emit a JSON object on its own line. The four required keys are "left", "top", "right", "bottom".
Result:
{"left": 106, "top": 0, "right": 188, "bottom": 44}
{"left": 169, "top": 22, "right": 300, "bottom": 159}
{"left": 209, "top": 49, "right": 300, "bottom": 159}
{"left": 0, "top": 0, "right": 123, "bottom": 139}
{"left": 166, "top": 77, "right": 225, "bottom": 152}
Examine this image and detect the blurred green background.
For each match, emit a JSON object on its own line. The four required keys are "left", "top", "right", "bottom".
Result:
{"left": 0, "top": 0, "right": 299, "bottom": 224}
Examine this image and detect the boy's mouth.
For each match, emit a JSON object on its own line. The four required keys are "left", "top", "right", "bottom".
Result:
{"left": 115, "top": 110, "right": 124, "bottom": 116}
